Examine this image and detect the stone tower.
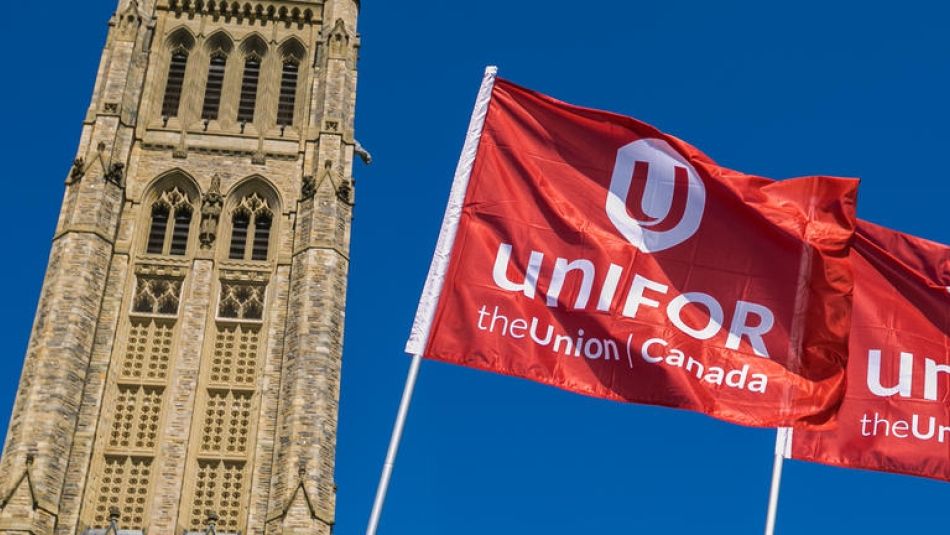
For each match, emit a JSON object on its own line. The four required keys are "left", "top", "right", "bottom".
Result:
{"left": 0, "top": 1, "right": 360, "bottom": 534}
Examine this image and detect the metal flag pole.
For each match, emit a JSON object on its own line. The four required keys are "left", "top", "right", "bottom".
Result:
{"left": 366, "top": 66, "right": 499, "bottom": 535}
{"left": 764, "top": 428, "right": 791, "bottom": 535}
{"left": 365, "top": 354, "right": 423, "bottom": 535}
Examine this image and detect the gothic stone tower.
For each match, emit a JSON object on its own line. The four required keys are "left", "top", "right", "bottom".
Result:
{"left": 0, "top": 1, "right": 360, "bottom": 534}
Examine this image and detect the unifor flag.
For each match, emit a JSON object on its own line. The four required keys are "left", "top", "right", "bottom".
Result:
{"left": 407, "top": 68, "right": 859, "bottom": 428}
{"left": 785, "top": 221, "right": 950, "bottom": 480}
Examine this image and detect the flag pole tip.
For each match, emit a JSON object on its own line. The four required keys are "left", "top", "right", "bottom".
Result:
{"left": 485, "top": 65, "right": 498, "bottom": 75}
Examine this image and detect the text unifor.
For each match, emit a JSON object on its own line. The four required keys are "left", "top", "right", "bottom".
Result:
{"left": 491, "top": 242, "right": 777, "bottom": 357}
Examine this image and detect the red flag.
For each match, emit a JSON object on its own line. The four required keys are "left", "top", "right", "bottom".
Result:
{"left": 407, "top": 71, "right": 859, "bottom": 428}
{"left": 788, "top": 221, "right": 950, "bottom": 480}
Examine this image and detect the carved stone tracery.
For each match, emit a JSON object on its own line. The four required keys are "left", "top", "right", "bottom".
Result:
{"left": 218, "top": 282, "right": 266, "bottom": 320}
{"left": 133, "top": 276, "right": 184, "bottom": 315}
{"left": 233, "top": 192, "right": 271, "bottom": 220}
{"left": 155, "top": 186, "right": 192, "bottom": 211}
{"left": 166, "top": 0, "right": 319, "bottom": 24}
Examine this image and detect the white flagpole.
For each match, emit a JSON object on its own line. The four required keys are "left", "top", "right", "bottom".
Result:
{"left": 366, "top": 66, "right": 499, "bottom": 535}
{"left": 764, "top": 428, "right": 792, "bottom": 535}
{"left": 365, "top": 354, "right": 422, "bottom": 535}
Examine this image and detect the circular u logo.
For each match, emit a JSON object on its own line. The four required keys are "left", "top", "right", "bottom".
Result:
{"left": 605, "top": 138, "right": 706, "bottom": 253}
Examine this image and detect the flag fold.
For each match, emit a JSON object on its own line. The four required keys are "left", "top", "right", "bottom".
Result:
{"left": 409, "top": 77, "right": 860, "bottom": 428}
{"left": 790, "top": 221, "right": 950, "bottom": 481}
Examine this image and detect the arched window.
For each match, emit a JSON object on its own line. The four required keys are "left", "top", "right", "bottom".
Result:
{"left": 161, "top": 29, "right": 196, "bottom": 120}
{"left": 275, "top": 39, "right": 305, "bottom": 127}
{"left": 236, "top": 35, "right": 267, "bottom": 125}
{"left": 146, "top": 187, "right": 194, "bottom": 256}
{"left": 237, "top": 56, "right": 261, "bottom": 123}
{"left": 228, "top": 193, "right": 273, "bottom": 261}
{"left": 201, "top": 53, "right": 227, "bottom": 120}
{"left": 276, "top": 59, "right": 299, "bottom": 126}
{"left": 200, "top": 33, "right": 233, "bottom": 122}
{"left": 161, "top": 50, "right": 189, "bottom": 118}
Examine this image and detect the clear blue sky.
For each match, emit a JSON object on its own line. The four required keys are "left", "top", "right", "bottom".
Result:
{"left": 1, "top": 1, "right": 947, "bottom": 534}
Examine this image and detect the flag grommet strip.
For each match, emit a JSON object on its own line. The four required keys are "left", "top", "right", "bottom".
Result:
{"left": 406, "top": 66, "right": 498, "bottom": 356}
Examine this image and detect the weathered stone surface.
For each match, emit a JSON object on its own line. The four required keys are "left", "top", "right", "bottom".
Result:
{"left": 0, "top": 1, "right": 360, "bottom": 534}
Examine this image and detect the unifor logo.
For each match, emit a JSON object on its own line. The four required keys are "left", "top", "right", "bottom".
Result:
{"left": 605, "top": 138, "right": 706, "bottom": 253}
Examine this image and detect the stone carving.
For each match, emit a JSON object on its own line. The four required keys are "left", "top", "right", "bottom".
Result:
{"left": 327, "top": 19, "right": 350, "bottom": 59}
{"left": 337, "top": 179, "right": 353, "bottom": 205}
{"left": 167, "top": 0, "right": 317, "bottom": 23}
{"left": 355, "top": 140, "right": 373, "bottom": 165}
{"left": 104, "top": 162, "right": 125, "bottom": 186}
{"left": 68, "top": 157, "right": 86, "bottom": 183}
{"left": 199, "top": 175, "right": 224, "bottom": 249}
{"left": 301, "top": 175, "right": 316, "bottom": 200}
{"left": 114, "top": 0, "right": 143, "bottom": 42}
{"left": 133, "top": 277, "right": 183, "bottom": 315}
{"left": 218, "top": 282, "right": 266, "bottom": 320}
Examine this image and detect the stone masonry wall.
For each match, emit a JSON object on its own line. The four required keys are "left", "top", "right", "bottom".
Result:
{"left": 0, "top": 1, "right": 360, "bottom": 534}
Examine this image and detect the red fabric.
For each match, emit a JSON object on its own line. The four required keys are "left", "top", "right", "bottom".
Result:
{"left": 791, "top": 221, "right": 950, "bottom": 480}
{"left": 421, "top": 78, "right": 858, "bottom": 427}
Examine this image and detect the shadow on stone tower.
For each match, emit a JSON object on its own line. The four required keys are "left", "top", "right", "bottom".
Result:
{"left": 0, "top": 1, "right": 362, "bottom": 534}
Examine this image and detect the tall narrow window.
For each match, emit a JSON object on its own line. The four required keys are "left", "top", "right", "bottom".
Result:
{"left": 169, "top": 207, "right": 192, "bottom": 255}
{"left": 161, "top": 51, "right": 189, "bottom": 118}
{"left": 146, "top": 205, "right": 170, "bottom": 254}
{"left": 276, "top": 60, "right": 299, "bottom": 126}
{"left": 229, "top": 212, "right": 249, "bottom": 259}
{"left": 201, "top": 54, "right": 227, "bottom": 120}
{"left": 237, "top": 57, "right": 261, "bottom": 123}
{"left": 229, "top": 193, "right": 273, "bottom": 261}
{"left": 251, "top": 214, "right": 271, "bottom": 261}
{"left": 146, "top": 187, "right": 194, "bottom": 256}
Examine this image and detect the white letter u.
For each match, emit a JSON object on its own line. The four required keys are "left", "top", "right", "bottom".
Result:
{"left": 866, "top": 349, "right": 913, "bottom": 398}
{"left": 492, "top": 243, "right": 543, "bottom": 299}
